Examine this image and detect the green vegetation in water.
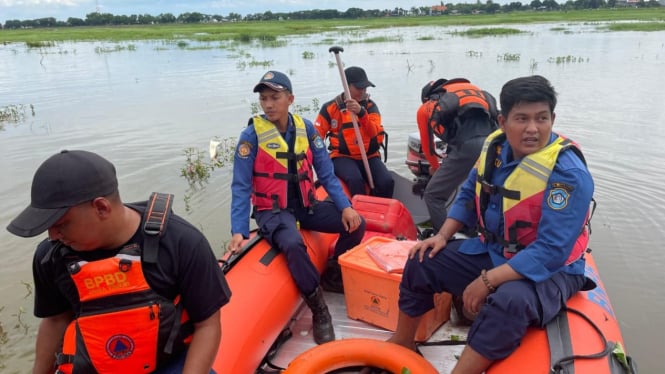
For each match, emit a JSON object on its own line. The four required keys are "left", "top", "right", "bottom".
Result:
{"left": 605, "top": 21, "right": 665, "bottom": 32}
{"left": 94, "top": 43, "right": 137, "bottom": 53}
{"left": 181, "top": 138, "right": 236, "bottom": 212}
{"left": 1, "top": 9, "right": 664, "bottom": 44}
{"left": 181, "top": 98, "right": 322, "bottom": 210}
{"left": 293, "top": 98, "right": 321, "bottom": 115}
{"left": 26, "top": 40, "right": 55, "bottom": 48}
{"left": 466, "top": 50, "right": 483, "bottom": 58}
{"left": 354, "top": 35, "right": 403, "bottom": 43}
{"left": 454, "top": 27, "right": 524, "bottom": 37}
{"left": 547, "top": 55, "right": 589, "bottom": 64}
{"left": 302, "top": 50, "right": 315, "bottom": 59}
{"left": 529, "top": 58, "right": 539, "bottom": 74}
{"left": 417, "top": 35, "right": 436, "bottom": 40}
{"left": 0, "top": 104, "right": 35, "bottom": 129}
{"left": 497, "top": 52, "right": 521, "bottom": 62}
{"left": 236, "top": 59, "right": 274, "bottom": 70}
{"left": 0, "top": 281, "right": 33, "bottom": 359}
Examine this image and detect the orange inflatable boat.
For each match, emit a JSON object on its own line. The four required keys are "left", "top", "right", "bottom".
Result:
{"left": 211, "top": 193, "right": 635, "bottom": 373}
{"left": 212, "top": 229, "right": 336, "bottom": 374}
{"left": 488, "top": 250, "right": 637, "bottom": 373}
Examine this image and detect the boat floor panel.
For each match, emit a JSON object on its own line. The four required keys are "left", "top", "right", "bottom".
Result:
{"left": 264, "top": 291, "right": 468, "bottom": 373}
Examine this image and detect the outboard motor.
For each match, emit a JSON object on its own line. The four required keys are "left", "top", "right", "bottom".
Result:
{"left": 405, "top": 132, "right": 446, "bottom": 196}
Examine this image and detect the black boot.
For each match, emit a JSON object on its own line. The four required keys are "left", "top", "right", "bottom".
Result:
{"left": 320, "top": 258, "right": 344, "bottom": 294}
{"left": 304, "top": 287, "right": 335, "bottom": 344}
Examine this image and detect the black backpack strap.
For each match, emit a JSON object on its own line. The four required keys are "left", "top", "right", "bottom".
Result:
{"left": 142, "top": 192, "right": 174, "bottom": 264}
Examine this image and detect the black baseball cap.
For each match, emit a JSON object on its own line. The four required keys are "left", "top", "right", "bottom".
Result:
{"left": 253, "top": 70, "right": 293, "bottom": 93}
{"left": 345, "top": 66, "right": 375, "bottom": 88}
{"left": 7, "top": 150, "right": 118, "bottom": 238}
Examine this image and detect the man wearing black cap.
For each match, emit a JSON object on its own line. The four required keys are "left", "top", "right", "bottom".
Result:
{"left": 315, "top": 66, "right": 394, "bottom": 199}
{"left": 228, "top": 70, "right": 366, "bottom": 345}
{"left": 8, "top": 150, "right": 231, "bottom": 374}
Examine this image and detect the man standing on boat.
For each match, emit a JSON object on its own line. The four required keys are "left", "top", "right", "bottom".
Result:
{"left": 388, "top": 75, "right": 594, "bottom": 373}
{"left": 228, "top": 71, "right": 365, "bottom": 345}
{"left": 7, "top": 150, "right": 231, "bottom": 374}
{"left": 417, "top": 77, "right": 498, "bottom": 235}
{"left": 315, "top": 66, "right": 394, "bottom": 198}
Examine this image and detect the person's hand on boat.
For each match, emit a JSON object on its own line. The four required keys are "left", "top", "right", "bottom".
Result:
{"left": 341, "top": 207, "right": 362, "bottom": 232}
{"left": 227, "top": 233, "right": 245, "bottom": 255}
{"left": 409, "top": 232, "right": 448, "bottom": 262}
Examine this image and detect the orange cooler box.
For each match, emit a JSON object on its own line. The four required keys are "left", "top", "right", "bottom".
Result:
{"left": 339, "top": 236, "right": 452, "bottom": 341}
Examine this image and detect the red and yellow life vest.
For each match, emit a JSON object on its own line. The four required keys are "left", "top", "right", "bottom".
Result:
{"left": 474, "top": 130, "right": 589, "bottom": 265}
{"left": 55, "top": 243, "right": 191, "bottom": 373}
{"left": 251, "top": 114, "right": 316, "bottom": 212}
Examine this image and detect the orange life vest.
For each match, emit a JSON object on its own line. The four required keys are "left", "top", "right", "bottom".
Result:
{"left": 251, "top": 114, "right": 316, "bottom": 212}
{"left": 421, "top": 78, "right": 497, "bottom": 147}
{"left": 474, "top": 130, "right": 589, "bottom": 265}
{"left": 321, "top": 94, "right": 385, "bottom": 159}
{"left": 55, "top": 193, "right": 192, "bottom": 373}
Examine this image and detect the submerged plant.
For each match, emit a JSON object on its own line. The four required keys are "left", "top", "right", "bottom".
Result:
{"left": 454, "top": 27, "right": 523, "bottom": 37}
{"left": 497, "top": 52, "right": 520, "bottom": 62}
{"left": 292, "top": 98, "right": 321, "bottom": 115}
{"left": 180, "top": 138, "right": 236, "bottom": 212}
{"left": 547, "top": 55, "right": 589, "bottom": 64}
{"left": 0, "top": 104, "right": 35, "bottom": 127}
{"left": 529, "top": 58, "right": 539, "bottom": 74}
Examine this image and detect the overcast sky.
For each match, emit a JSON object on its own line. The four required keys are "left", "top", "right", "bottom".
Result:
{"left": 0, "top": 0, "right": 463, "bottom": 23}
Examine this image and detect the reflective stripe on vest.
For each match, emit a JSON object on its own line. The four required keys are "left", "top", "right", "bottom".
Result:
{"left": 475, "top": 129, "right": 589, "bottom": 265}
{"left": 252, "top": 114, "right": 315, "bottom": 211}
{"left": 326, "top": 95, "right": 382, "bottom": 158}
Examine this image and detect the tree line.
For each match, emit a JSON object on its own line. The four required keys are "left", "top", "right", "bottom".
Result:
{"left": 2, "top": 0, "right": 661, "bottom": 30}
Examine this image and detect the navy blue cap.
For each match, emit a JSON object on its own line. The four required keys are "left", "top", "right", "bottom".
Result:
{"left": 253, "top": 71, "right": 292, "bottom": 93}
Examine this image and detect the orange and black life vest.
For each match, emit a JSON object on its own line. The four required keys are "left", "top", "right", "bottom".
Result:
{"left": 251, "top": 114, "right": 316, "bottom": 212}
{"left": 321, "top": 94, "right": 386, "bottom": 160}
{"left": 54, "top": 193, "right": 193, "bottom": 374}
{"left": 421, "top": 78, "right": 498, "bottom": 145}
{"left": 474, "top": 130, "right": 590, "bottom": 265}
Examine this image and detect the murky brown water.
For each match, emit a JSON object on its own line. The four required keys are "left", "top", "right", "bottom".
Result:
{"left": 1, "top": 23, "right": 664, "bottom": 372}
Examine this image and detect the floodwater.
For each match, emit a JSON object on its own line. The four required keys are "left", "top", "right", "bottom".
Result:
{"left": 1, "top": 22, "right": 664, "bottom": 372}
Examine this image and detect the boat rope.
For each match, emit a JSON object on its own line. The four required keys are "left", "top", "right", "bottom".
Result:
{"left": 549, "top": 307, "right": 614, "bottom": 374}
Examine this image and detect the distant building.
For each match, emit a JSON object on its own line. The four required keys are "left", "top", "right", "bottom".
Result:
{"left": 431, "top": 5, "right": 447, "bottom": 15}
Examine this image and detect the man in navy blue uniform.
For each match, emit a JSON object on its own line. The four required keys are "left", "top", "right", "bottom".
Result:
{"left": 387, "top": 75, "right": 594, "bottom": 373}
{"left": 228, "top": 71, "right": 365, "bottom": 345}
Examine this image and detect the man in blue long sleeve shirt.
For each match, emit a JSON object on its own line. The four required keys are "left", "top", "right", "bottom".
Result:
{"left": 387, "top": 75, "right": 594, "bottom": 373}
{"left": 227, "top": 71, "right": 365, "bottom": 345}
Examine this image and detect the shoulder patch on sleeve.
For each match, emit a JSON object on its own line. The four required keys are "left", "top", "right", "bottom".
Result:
{"left": 312, "top": 135, "right": 325, "bottom": 149}
{"left": 237, "top": 142, "right": 252, "bottom": 158}
{"left": 547, "top": 188, "right": 570, "bottom": 210}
